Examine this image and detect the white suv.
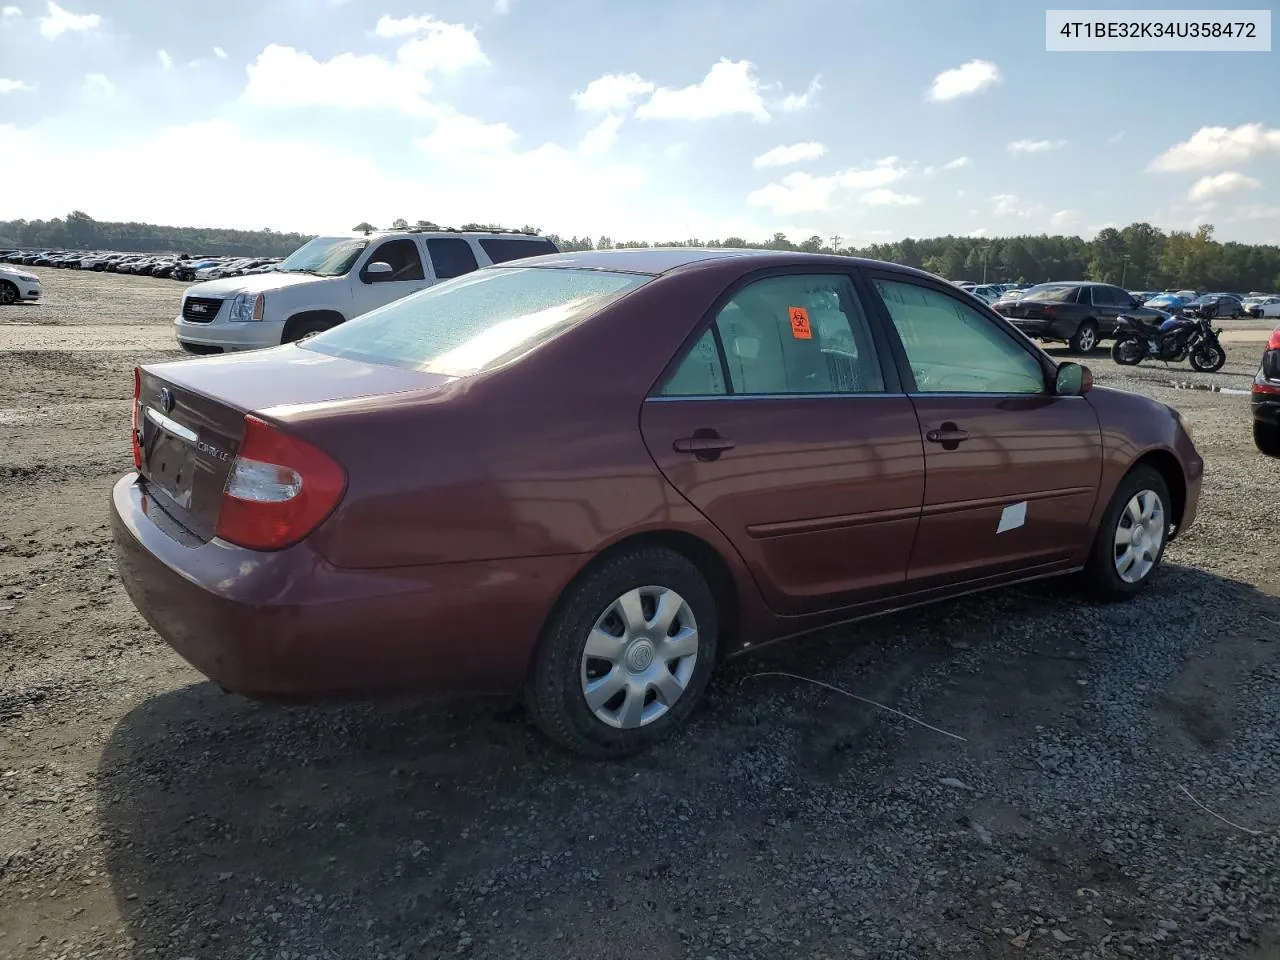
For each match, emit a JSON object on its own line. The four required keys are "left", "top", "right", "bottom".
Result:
{"left": 173, "top": 229, "right": 559, "bottom": 354}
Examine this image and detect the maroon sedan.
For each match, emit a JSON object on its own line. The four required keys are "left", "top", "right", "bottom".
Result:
{"left": 112, "top": 249, "right": 1203, "bottom": 756}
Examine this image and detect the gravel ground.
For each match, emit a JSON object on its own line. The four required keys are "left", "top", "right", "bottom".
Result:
{"left": 1, "top": 266, "right": 1277, "bottom": 960}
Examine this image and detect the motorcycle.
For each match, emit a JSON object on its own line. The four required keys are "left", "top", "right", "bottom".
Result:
{"left": 1111, "top": 309, "right": 1226, "bottom": 372}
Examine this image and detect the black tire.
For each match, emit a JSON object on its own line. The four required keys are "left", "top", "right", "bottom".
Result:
{"left": 1189, "top": 342, "right": 1226, "bottom": 372}
{"left": 0, "top": 281, "right": 17, "bottom": 306}
{"left": 524, "top": 546, "right": 719, "bottom": 758}
{"left": 1255, "top": 421, "right": 1280, "bottom": 458}
{"left": 1069, "top": 320, "right": 1099, "bottom": 354}
{"left": 1081, "top": 464, "right": 1172, "bottom": 601}
{"left": 1111, "top": 336, "right": 1143, "bottom": 365}
{"left": 283, "top": 317, "right": 334, "bottom": 343}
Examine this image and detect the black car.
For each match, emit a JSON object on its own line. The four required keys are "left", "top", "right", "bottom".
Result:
{"left": 992, "top": 281, "right": 1169, "bottom": 354}
{"left": 1253, "top": 325, "right": 1280, "bottom": 457}
{"left": 1189, "top": 294, "right": 1244, "bottom": 319}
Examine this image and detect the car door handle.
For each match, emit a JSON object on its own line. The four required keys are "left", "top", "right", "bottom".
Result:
{"left": 673, "top": 433, "right": 735, "bottom": 460}
{"left": 926, "top": 425, "right": 970, "bottom": 447}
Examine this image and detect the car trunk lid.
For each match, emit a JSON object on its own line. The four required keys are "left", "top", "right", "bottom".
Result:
{"left": 136, "top": 346, "right": 455, "bottom": 542}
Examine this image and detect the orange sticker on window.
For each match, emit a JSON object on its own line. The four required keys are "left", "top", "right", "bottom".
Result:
{"left": 788, "top": 306, "right": 812, "bottom": 339}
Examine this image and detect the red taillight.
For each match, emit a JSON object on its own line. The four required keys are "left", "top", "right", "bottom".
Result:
{"left": 131, "top": 367, "right": 142, "bottom": 471}
{"left": 1268, "top": 327, "right": 1280, "bottom": 350}
{"left": 214, "top": 415, "right": 347, "bottom": 551}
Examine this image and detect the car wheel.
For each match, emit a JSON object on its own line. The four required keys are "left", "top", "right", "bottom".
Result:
{"left": 0, "top": 282, "right": 16, "bottom": 306}
{"left": 1255, "top": 421, "right": 1280, "bottom": 458}
{"left": 283, "top": 318, "right": 334, "bottom": 343}
{"left": 525, "top": 546, "right": 719, "bottom": 757}
{"left": 1069, "top": 320, "right": 1099, "bottom": 354}
{"left": 1082, "top": 465, "right": 1171, "bottom": 601}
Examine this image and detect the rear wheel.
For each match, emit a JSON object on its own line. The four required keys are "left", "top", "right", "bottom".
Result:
{"left": 1082, "top": 465, "right": 1171, "bottom": 601}
{"left": 525, "top": 546, "right": 718, "bottom": 757}
{"left": 0, "top": 282, "right": 16, "bottom": 306}
{"left": 1111, "top": 336, "right": 1144, "bottom": 365}
{"left": 1070, "top": 320, "right": 1099, "bottom": 354}
{"left": 1255, "top": 420, "right": 1280, "bottom": 458}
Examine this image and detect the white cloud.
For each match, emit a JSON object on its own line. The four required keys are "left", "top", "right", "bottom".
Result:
{"left": 0, "top": 77, "right": 35, "bottom": 93}
{"left": 635, "top": 59, "right": 770, "bottom": 122}
{"left": 243, "top": 43, "right": 441, "bottom": 117}
{"left": 991, "top": 193, "right": 1042, "bottom": 219}
{"left": 1149, "top": 123, "right": 1280, "bottom": 172}
{"left": 578, "top": 113, "right": 624, "bottom": 156}
{"left": 753, "top": 141, "right": 825, "bottom": 168}
{"left": 925, "top": 155, "right": 970, "bottom": 176}
{"left": 397, "top": 30, "right": 488, "bottom": 74}
{"left": 860, "top": 189, "right": 922, "bottom": 206}
{"left": 213, "top": 46, "right": 227, "bottom": 59}
{"left": 746, "top": 158, "right": 908, "bottom": 215}
{"left": 1109, "top": 131, "right": 1125, "bottom": 144}
{"left": 968, "top": 228, "right": 989, "bottom": 238}
{"left": 1050, "top": 209, "right": 1080, "bottom": 229}
{"left": 1, "top": 5, "right": 21, "bottom": 22}
{"left": 571, "top": 72, "right": 655, "bottom": 113}
{"left": 779, "top": 76, "right": 821, "bottom": 112}
{"left": 927, "top": 59, "right": 1000, "bottom": 102}
{"left": 494, "top": 0, "right": 512, "bottom": 11}
{"left": 415, "top": 113, "right": 518, "bottom": 154}
{"left": 1008, "top": 139, "right": 1067, "bottom": 154}
{"left": 38, "top": 1, "right": 99, "bottom": 39}
{"left": 1187, "top": 171, "right": 1261, "bottom": 203}
{"left": 158, "top": 49, "right": 172, "bottom": 69}
{"left": 82, "top": 72, "right": 113, "bottom": 97}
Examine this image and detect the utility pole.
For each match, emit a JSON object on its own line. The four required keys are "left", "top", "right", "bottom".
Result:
{"left": 1121, "top": 254, "right": 1131, "bottom": 288}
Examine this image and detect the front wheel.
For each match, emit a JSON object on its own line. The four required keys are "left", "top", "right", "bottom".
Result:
{"left": 1082, "top": 465, "right": 1171, "bottom": 601}
{"left": 0, "top": 282, "right": 16, "bottom": 306}
{"left": 1070, "top": 320, "right": 1099, "bottom": 354}
{"left": 1189, "top": 342, "right": 1226, "bottom": 372}
{"left": 1111, "top": 336, "right": 1144, "bottom": 365}
{"left": 525, "top": 546, "right": 719, "bottom": 757}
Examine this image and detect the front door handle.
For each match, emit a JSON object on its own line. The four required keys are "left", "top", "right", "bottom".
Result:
{"left": 926, "top": 423, "right": 970, "bottom": 449}
{"left": 673, "top": 431, "right": 735, "bottom": 461}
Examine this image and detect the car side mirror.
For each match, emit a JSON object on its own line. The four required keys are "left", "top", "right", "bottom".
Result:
{"left": 1055, "top": 361, "right": 1092, "bottom": 396}
{"left": 363, "top": 261, "right": 393, "bottom": 282}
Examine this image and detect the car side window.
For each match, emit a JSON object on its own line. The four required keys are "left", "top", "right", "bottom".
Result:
{"left": 1076, "top": 286, "right": 1094, "bottom": 306}
{"left": 365, "top": 239, "right": 425, "bottom": 282}
{"left": 702, "top": 274, "right": 886, "bottom": 395}
{"left": 872, "top": 278, "right": 1046, "bottom": 395}
{"left": 426, "top": 238, "right": 479, "bottom": 280}
{"left": 659, "top": 329, "right": 727, "bottom": 397}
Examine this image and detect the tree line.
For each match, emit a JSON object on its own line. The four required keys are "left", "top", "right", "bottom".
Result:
{"left": 4, "top": 212, "right": 1278, "bottom": 292}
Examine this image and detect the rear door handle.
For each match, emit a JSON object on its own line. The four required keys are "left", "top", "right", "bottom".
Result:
{"left": 673, "top": 433, "right": 735, "bottom": 460}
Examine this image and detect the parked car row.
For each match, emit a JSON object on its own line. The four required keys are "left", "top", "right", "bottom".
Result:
{"left": 0, "top": 249, "right": 283, "bottom": 281}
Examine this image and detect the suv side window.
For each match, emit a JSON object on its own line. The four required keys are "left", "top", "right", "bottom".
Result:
{"left": 871, "top": 277, "right": 1045, "bottom": 395}
{"left": 426, "top": 238, "right": 479, "bottom": 280}
{"left": 364, "top": 239, "right": 425, "bottom": 282}
{"left": 710, "top": 273, "right": 884, "bottom": 395}
{"left": 479, "top": 237, "right": 558, "bottom": 264}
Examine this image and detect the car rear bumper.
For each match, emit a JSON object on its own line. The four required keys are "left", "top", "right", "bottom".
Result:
{"left": 1252, "top": 392, "right": 1280, "bottom": 426}
{"left": 1006, "top": 318, "right": 1078, "bottom": 340}
{"left": 111, "top": 473, "right": 583, "bottom": 701}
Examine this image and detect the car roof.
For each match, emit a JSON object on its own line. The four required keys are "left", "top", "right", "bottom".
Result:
{"left": 516, "top": 246, "right": 948, "bottom": 281}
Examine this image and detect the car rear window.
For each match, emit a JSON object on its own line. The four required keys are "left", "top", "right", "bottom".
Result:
{"left": 302, "top": 267, "right": 648, "bottom": 376}
{"left": 1022, "top": 285, "right": 1078, "bottom": 303}
{"left": 479, "top": 238, "right": 559, "bottom": 264}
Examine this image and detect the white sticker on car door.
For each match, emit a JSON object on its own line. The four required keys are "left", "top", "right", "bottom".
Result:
{"left": 997, "top": 501, "right": 1027, "bottom": 533}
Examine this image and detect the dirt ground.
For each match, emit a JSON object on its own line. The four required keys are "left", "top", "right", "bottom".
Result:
{"left": 1, "top": 266, "right": 1278, "bottom": 960}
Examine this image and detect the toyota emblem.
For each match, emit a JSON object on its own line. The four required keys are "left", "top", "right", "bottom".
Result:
{"left": 158, "top": 387, "right": 174, "bottom": 413}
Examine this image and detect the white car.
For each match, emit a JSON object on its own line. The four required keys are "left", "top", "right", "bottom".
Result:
{"left": 1247, "top": 296, "right": 1280, "bottom": 319}
{"left": 173, "top": 229, "right": 560, "bottom": 354}
{"left": 0, "top": 264, "right": 42, "bottom": 305}
{"left": 966, "top": 284, "right": 1002, "bottom": 304}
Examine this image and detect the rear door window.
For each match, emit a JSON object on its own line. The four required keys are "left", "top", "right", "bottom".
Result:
{"left": 479, "top": 238, "right": 558, "bottom": 264}
{"left": 426, "top": 238, "right": 480, "bottom": 280}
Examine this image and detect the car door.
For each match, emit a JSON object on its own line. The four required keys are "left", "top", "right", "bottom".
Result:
{"left": 861, "top": 272, "right": 1103, "bottom": 587}
{"left": 639, "top": 270, "right": 925, "bottom": 616}
{"left": 352, "top": 238, "right": 432, "bottom": 316}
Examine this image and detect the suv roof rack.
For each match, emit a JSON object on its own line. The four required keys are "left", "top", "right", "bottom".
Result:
{"left": 398, "top": 225, "right": 541, "bottom": 236}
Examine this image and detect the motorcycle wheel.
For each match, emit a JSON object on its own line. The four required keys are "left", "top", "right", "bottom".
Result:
{"left": 1112, "top": 337, "right": 1144, "bottom": 366}
{"left": 1189, "top": 343, "right": 1226, "bottom": 373}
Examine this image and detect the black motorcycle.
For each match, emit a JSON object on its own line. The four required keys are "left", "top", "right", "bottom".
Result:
{"left": 1111, "top": 309, "right": 1226, "bottom": 372}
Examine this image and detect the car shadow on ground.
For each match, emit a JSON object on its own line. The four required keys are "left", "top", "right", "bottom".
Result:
{"left": 96, "top": 563, "right": 1280, "bottom": 959}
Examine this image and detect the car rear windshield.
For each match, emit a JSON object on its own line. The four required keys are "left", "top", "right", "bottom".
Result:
{"left": 302, "top": 266, "right": 650, "bottom": 376}
{"left": 278, "top": 237, "right": 370, "bottom": 277}
{"left": 1021, "top": 284, "right": 1078, "bottom": 302}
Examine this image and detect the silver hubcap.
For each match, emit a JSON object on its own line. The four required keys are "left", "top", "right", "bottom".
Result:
{"left": 1078, "top": 327, "right": 1096, "bottom": 351}
{"left": 1114, "top": 489, "right": 1165, "bottom": 583}
{"left": 579, "top": 586, "right": 699, "bottom": 729}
